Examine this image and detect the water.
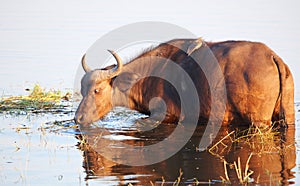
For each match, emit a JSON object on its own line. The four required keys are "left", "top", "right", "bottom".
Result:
{"left": 1, "top": 106, "right": 299, "bottom": 185}
{"left": 1, "top": 0, "right": 300, "bottom": 185}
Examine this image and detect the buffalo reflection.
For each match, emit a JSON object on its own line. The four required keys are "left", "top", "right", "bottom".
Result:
{"left": 75, "top": 124, "right": 295, "bottom": 185}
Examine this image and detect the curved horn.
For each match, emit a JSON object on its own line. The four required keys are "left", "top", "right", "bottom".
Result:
{"left": 107, "top": 50, "right": 123, "bottom": 78}
{"left": 81, "top": 54, "right": 91, "bottom": 72}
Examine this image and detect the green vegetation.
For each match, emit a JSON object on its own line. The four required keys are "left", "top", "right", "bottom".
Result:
{"left": 0, "top": 84, "right": 72, "bottom": 114}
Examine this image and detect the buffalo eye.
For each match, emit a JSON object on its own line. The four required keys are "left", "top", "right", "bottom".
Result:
{"left": 94, "top": 89, "right": 100, "bottom": 94}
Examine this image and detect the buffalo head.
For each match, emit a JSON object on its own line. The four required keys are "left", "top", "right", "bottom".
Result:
{"left": 75, "top": 50, "right": 123, "bottom": 125}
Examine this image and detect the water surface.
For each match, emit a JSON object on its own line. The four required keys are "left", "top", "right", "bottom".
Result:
{"left": 1, "top": 105, "right": 300, "bottom": 185}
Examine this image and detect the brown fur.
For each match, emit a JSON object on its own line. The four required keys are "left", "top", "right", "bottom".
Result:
{"left": 75, "top": 39, "right": 295, "bottom": 126}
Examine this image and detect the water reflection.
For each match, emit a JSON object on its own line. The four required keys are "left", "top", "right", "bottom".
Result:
{"left": 76, "top": 124, "right": 296, "bottom": 185}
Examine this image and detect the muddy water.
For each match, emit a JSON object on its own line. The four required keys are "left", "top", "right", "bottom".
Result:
{"left": 1, "top": 104, "right": 299, "bottom": 185}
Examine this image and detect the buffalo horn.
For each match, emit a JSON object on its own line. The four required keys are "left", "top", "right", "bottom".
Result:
{"left": 106, "top": 50, "right": 123, "bottom": 78}
{"left": 81, "top": 54, "right": 91, "bottom": 72}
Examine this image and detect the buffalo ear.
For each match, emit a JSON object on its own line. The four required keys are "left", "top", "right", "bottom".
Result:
{"left": 112, "top": 72, "right": 140, "bottom": 92}
{"left": 187, "top": 37, "right": 204, "bottom": 56}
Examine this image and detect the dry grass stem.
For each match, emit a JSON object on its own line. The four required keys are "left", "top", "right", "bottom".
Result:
{"left": 209, "top": 124, "right": 285, "bottom": 160}
{"left": 233, "top": 153, "right": 254, "bottom": 184}
{"left": 173, "top": 168, "right": 183, "bottom": 186}
{"left": 208, "top": 130, "right": 234, "bottom": 157}
{"left": 221, "top": 153, "right": 254, "bottom": 184}
{"left": 220, "top": 160, "right": 231, "bottom": 183}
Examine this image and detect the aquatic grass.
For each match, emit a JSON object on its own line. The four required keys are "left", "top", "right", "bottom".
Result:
{"left": 232, "top": 123, "right": 285, "bottom": 155}
{"left": 148, "top": 169, "right": 217, "bottom": 185}
{"left": 75, "top": 133, "right": 105, "bottom": 177}
{"left": 151, "top": 169, "right": 183, "bottom": 186}
{"left": 208, "top": 130, "right": 235, "bottom": 158}
{"left": 209, "top": 123, "right": 289, "bottom": 185}
{"left": 220, "top": 160, "right": 230, "bottom": 183}
{"left": 209, "top": 123, "right": 284, "bottom": 158}
{"left": 173, "top": 168, "right": 183, "bottom": 186}
{"left": 0, "top": 84, "right": 72, "bottom": 114}
{"left": 221, "top": 153, "right": 254, "bottom": 184}
{"left": 40, "top": 119, "right": 78, "bottom": 134}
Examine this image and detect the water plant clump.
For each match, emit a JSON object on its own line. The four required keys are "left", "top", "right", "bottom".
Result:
{"left": 0, "top": 84, "right": 72, "bottom": 114}
{"left": 208, "top": 123, "right": 285, "bottom": 158}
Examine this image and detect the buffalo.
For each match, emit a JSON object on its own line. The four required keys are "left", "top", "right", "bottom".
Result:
{"left": 75, "top": 38, "right": 294, "bottom": 127}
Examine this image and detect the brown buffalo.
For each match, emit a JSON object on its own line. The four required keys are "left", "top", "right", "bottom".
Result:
{"left": 75, "top": 38, "right": 294, "bottom": 126}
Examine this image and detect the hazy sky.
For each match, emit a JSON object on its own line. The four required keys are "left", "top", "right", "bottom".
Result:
{"left": 0, "top": 0, "right": 299, "bottom": 99}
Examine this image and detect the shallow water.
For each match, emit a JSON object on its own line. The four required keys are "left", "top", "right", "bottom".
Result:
{"left": 1, "top": 104, "right": 299, "bottom": 185}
